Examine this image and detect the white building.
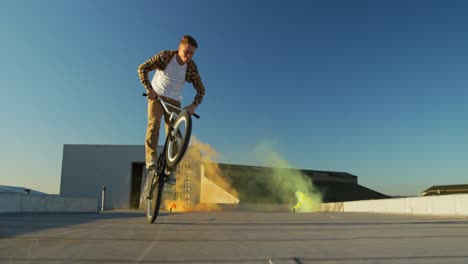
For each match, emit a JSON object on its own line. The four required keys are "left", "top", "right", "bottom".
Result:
{"left": 61, "top": 144, "right": 155, "bottom": 210}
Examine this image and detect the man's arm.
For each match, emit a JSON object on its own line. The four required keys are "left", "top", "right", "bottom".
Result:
{"left": 187, "top": 61, "right": 206, "bottom": 106}
{"left": 183, "top": 61, "right": 205, "bottom": 115}
{"left": 137, "top": 50, "right": 169, "bottom": 92}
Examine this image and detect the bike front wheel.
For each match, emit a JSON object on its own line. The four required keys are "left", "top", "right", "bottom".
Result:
{"left": 146, "top": 172, "right": 165, "bottom": 224}
{"left": 165, "top": 111, "right": 192, "bottom": 170}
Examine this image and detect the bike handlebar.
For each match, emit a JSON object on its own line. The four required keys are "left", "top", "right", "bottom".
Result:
{"left": 142, "top": 93, "right": 200, "bottom": 119}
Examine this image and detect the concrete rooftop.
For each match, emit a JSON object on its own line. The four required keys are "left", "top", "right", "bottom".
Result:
{"left": 1, "top": 211, "right": 468, "bottom": 263}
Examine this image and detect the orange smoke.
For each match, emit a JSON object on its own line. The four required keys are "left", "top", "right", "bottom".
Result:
{"left": 164, "top": 200, "right": 225, "bottom": 212}
{"left": 164, "top": 136, "right": 239, "bottom": 212}
{"left": 164, "top": 200, "right": 177, "bottom": 211}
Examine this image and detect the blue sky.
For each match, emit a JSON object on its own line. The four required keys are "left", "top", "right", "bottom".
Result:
{"left": 1, "top": 0, "right": 468, "bottom": 196}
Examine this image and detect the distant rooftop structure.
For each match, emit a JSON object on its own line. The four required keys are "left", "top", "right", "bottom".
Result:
{"left": 0, "top": 185, "right": 47, "bottom": 195}
{"left": 422, "top": 184, "right": 468, "bottom": 196}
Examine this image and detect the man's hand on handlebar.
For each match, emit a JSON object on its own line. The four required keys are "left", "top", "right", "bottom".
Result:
{"left": 184, "top": 104, "right": 197, "bottom": 116}
{"left": 146, "top": 89, "right": 157, "bottom": 100}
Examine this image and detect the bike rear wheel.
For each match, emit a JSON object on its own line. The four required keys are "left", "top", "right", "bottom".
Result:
{"left": 146, "top": 172, "right": 165, "bottom": 223}
{"left": 165, "top": 111, "right": 192, "bottom": 170}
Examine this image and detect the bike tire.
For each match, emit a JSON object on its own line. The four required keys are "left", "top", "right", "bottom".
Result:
{"left": 165, "top": 111, "right": 192, "bottom": 170}
{"left": 146, "top": 173, "right": 165, "bottom": 224}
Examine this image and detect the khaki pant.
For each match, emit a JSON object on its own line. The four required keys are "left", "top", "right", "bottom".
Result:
{"left": 145, "top": 96, "right": 181, "bottom": 165}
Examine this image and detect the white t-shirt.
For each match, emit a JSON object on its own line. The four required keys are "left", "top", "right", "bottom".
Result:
{"left": 151, "top": 56, "right": 187, "bottom": 101}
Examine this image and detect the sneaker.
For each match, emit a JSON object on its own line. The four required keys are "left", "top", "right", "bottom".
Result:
{"left": 146, "top": 159, "right": 157, "bottom": 171}
{"left": 166, "top": 172, "right": 176, "bottom": 185}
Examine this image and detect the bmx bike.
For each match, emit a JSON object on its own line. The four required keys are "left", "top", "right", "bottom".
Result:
{"left": 142, "top": 93, "right": 199, "bottom": 223}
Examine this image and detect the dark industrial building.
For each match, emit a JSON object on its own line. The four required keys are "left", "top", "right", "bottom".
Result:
{"left": 214, "top": 163, "right": 389, "bottom": 204}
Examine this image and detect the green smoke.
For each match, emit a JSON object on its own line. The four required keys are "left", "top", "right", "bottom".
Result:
{"left": 254, "top": 141, "right": 323, "bottom": 212}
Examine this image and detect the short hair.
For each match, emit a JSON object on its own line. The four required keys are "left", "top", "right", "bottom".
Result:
{"left": 180, "top": 35, "right": 198, "bottom": 49}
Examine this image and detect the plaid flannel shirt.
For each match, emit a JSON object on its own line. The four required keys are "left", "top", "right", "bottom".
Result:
{"left": 138, "top": 50, "right": 205, "bottom": 106}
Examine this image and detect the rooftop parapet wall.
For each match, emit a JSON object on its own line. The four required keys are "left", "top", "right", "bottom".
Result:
{"left": 321, "top": 194, "right": 468, "bottom": 216}
{"left": 0, "top": 193, "right": 97, "bottom": 213}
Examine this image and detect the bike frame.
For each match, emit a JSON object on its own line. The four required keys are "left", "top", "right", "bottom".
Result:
{"left": 143, "top": 92, "right": 199, "bottom": 223}
{"left": 147, "top": 134, "right": 171, "bottom": 199}
{"left": 146, "top": 98, "right": 180, "bottom": 196}
{"left": 144, "top": 94, "right": 198, "bottom": 200}
{"left": 157, "top": 96, "right": 200, "bottom": 120}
